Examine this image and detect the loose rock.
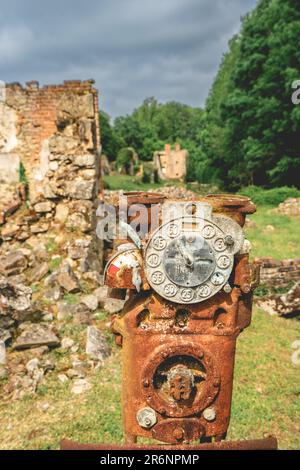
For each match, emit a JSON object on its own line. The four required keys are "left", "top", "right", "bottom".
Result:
{"left": 86, "top": 326, "right": 111, "bottom": 361}
{"left": 57, "top": 261, "right": 81, "bottom": 293}
{"left": 13, "top": 324, "right": 60, "bottom": 350}
{"left": 103, "top": 298, "right": 125, "bottom": 314}
{"left": 71, "top": 379, "right": 92, "bottom": 395}
{"left": 0, "top": 340, "right": 6, "bottom": 365}
{"left": 81, "top": 294, "right": 98, "bottom": 311}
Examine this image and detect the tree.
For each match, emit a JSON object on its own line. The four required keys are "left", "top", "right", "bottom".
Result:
{"left": 100, "top": 112, "right": 123, "bottom": 161}
{"left": 114, "top": 98, "right": 206, "bottom": 178}
{"left": 203, "top": 0, "right": 300, "bottom": 189}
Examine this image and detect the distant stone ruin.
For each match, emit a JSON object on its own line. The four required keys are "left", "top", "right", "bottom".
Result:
{"left": 154, "top": 143, "right": 188, "bottom": 181}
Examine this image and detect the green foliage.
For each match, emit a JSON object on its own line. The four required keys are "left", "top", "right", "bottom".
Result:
{"left": 19, "top": 162, "right": 28, "bottom": 185}
{"left": 113, "top": 97, "right": 206, "bottom": 180}
{"left": 239, "top": 185, "right": 300, "bottom": 205}
{"left": 116, "top": 147, "right": 134, "bottom": 172}
{"left": 100, "top": 112, "right": 124, "bottom": 161}
{"left": 202, "top": 0, "right": 300, "bottom": 189}
{"left": 49, "top": 256, "right": 63, "bottom": 272}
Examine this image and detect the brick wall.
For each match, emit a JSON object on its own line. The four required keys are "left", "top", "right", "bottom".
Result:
{"left": 0, "top": 80, "right": 103, "bottom": 268}
{"left": 1, "top": 80, "right": 101, "bottom": 202}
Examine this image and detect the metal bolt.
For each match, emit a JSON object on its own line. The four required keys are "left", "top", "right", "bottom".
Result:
{"left": 173, "top": 427, "right": 184, "bottom": 441}
{"left": 224, "top": 284, "right": 232, "bottom": 294}
{"left": 136, "top": 407, "right": 157, "bottom": 429}
{"left": 143, "top": 379, "right": 150, "bottom": 388}
{"left": 224, "top": 235, "right": 234, "bottom": 246}
{"left": 203, "top": 407, "right": 216, "bottom": 422}
{"left": 243, "top": 284, "right": 251, "bottom": 294}
{"left": 159, "top": 408, "right": 166, "bottom": 416}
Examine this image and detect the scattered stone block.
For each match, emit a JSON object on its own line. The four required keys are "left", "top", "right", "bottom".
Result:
{"left": 57, "top": 262, "right": 81, "bottom": 293}
{"left": 0, "top": 341, "right": 6, "bottom": 365}
{"left": 104, "top": 298, "right": 125, "bottom": 314}
{"left": 86, "top": 326, "right": 111, "bottom": 361}
{"left": 81, "top": 294, "right": 98, "bottom": 311}
{"left": 0, "top": 251, "right": 28, "bottom": 276}
{"left": 71, "top": 379, "right": 92, "bottom": 395}
{"left": 34, "top": 202, "right": 53, "bottom": 213}
{"left": 13, "top": 324, "right": 60, "bottom": 350}
{"left": 28, "top": 262, "right": 49, "bottom": 283}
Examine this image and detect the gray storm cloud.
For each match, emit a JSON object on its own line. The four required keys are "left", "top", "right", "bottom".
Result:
{"left": 0, "top": 0, "right": 256, "bottom": 118}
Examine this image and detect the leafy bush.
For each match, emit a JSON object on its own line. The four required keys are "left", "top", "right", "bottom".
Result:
{"left": 116, "top": 148, "right": 133, "bottom": 171}
{"left": 238, "top": 186, "right": 300, "bottom": 206}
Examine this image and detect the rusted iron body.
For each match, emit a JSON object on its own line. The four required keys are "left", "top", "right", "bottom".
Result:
{"left": 61, "top": 435, "right": 278, "bottom": 450}
{"left": 105, "top": 192, "right": 261, "bottom": 446}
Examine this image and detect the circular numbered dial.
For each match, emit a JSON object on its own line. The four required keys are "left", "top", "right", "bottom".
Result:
{"left": 145, "top": 217, "right": 234, "bottom": 304}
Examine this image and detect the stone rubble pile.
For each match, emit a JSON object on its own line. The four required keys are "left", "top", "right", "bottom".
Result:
{"left": 257, "top": 282, "right": 300, "bottom": 317}
{"left": 277, "top": 198, "right": 300, "bottom": 217}
{"left": 256, "top": 257, "right": 300, "bottom": 288}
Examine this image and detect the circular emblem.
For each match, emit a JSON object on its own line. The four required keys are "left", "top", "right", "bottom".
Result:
{"left": 211, "top": 272, "right": 225, "bottom": 286}
{"left": 147, "top": 253, "right": 161, "bottom": 268}
{"left": 214, "top": 238, "right": 226, "bottom": 252}
{"left": 164, "top": 284, "right": 178, "bottom": 297}
{"left": 167, "top": 223, "right": 180, "bottom": 238}
{"left": 152, "top": 237, "right": 167, "bottom": 251}
{"left": 198, "top": 285, "right": 211, "bottom": 298}
{"left": 217, "top": 255, "right": 231, "bottom": 269}
{"left": 180, "top": 288, "right": 194, "bottom": 302}
{"left": 151, "top": 271, "right": 165, "bottom": 285}
{"left": 203, "top": 225, "right": 215, "bottom": 239}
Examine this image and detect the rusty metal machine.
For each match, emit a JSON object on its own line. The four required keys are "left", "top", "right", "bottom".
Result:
{"left": 99, "top": 192, "right": 276, "bottom": 449}
{"left": 61, "top": 192, "right": 277, "bottom": 451}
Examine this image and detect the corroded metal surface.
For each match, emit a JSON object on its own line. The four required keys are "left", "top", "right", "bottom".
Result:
{"left": 100, "top": 192, "right": 270, "bottom": 448}
{"left": 61, "top": 436, "right": 278, "bottom": 450}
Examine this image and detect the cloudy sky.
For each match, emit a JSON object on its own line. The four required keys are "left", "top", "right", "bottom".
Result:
{"left": 0, "top": 0, "right": 256, "bottom": 118}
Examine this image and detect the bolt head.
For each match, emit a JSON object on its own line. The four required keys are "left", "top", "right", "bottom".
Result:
{"left": 173, "top": 427, "right": 184, "bottom": 441}
{"left": 224, "top": 284, "right": 232, "bottom": 294}
{"left": 137, "top": 407, "right": 157, "bottom": 429}
{"left": 203, "top": 407, "right": 216, "bottom": 422}
{"left": 224, "top": 235, "right": 234, "bottom": 246}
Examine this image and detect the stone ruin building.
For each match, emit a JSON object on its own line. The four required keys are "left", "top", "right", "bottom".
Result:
{"left": 154, "top": 143, "right": 188, "bottom": 181}
{"left": 0, "top": 80, "right": 112, "bottom": 364}
{"left": 0, "top": 79, "right": 102, "bottom": 258}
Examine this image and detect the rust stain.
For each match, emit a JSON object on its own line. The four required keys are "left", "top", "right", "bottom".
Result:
{"left": 73, "top": 192, "right": 276, "bottom": 450}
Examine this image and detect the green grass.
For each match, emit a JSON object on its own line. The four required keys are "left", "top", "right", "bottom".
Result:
{"left": 0, "top": 183, "right": 299, "bottom": 450}
{"left": 0, "top": 308, "right": 299, "bottom": 449}
{"left": 246, "top": 205, "right": 300, "bottom": 259}
{"left": 104, "top": 174, "right": 182, "bottom": 192}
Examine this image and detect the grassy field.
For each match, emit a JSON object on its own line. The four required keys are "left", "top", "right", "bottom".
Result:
{"left": 246, "top": 205, "right": 300, "bottom": 260}
{"left": 0, "top": 308, "right": 299, "bottom": 450}
{"left": 0, "top": 189, "right": 299, "bottom": 450}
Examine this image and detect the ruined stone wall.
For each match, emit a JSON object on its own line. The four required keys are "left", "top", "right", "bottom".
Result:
{"left": 154, "top": 143, "right": 188, "bottom": 181}
{"left": 0, "top": 80, "right": 102, "bottom": 261}
{"left": 0, "top": 80, "right": 101, "bottom": 203}
{"left": 256, "top": 257, "right": 300, "bottom": 288}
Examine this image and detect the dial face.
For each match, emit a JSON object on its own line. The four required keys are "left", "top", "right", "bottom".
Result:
{"left": 145, "top": 216, "right": 236, "bottom": 304}
{"left": 163, "top": 234, "right": 216, "bottom": 288}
